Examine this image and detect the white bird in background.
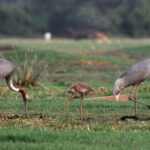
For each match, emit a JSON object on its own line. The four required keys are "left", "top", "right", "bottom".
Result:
{"left": 0, "top": 59, "right": 29, "bottom": 114}
{"left": 44, "top": 32, "right": 52, "bottom": 41}
{"left": 113, "top": 58, "right": 150, "bottom": 116}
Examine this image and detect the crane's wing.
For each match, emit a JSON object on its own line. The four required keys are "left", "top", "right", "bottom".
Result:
{"left": 0, "top": 59, "right": 14, "bottom": 78}
{"left": 120, "top": 59, "right": 150, "bottom": 86}
{"left": 75, "top": 83, "right": 95, "bottom": 93}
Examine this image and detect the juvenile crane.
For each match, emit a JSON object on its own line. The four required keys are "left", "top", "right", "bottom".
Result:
{"left": 113, "top": 58, "right": 150, "bottom": 116}
{"left": 0, "top": 59, "right": 29, "bottom": 114}
{"left": 66, "top": 83, "right": 107, "bottom": 118}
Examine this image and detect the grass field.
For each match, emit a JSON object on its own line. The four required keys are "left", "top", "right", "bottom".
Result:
{"left": 0, "top": 38, "right": 150, "bottom": 150}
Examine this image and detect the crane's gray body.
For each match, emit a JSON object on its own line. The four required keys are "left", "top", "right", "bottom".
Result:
{"left": 0, "top": 59, "right": 14, "bottom": 79}
{"left": 113, "top": 58, "right": 150, "bottom": 95}
{"left": 121, "top": 58, "right": 150, "bottom": 88}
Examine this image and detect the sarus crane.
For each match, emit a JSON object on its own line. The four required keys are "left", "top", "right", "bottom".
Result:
{"left": 0, "top": 59, "right": 29, "bottom": 114}
{"left": 113, "top": 58, "right": 150, "bottom": 116}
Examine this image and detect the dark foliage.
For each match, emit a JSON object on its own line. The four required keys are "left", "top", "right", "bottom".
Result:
{"left": 0, "top": 0, "right": 150, "bottom": 37}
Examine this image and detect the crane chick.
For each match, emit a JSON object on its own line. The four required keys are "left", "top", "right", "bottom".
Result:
{"left": 66, "top": 83, "right": 108, "bottom": 118}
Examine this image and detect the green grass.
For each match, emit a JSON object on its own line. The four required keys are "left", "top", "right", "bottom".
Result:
{"left": 0, "top": 128, "right": 150, "bottom": 150}
{"left": 0, "top": 38, "right": 150, "bottom": 150}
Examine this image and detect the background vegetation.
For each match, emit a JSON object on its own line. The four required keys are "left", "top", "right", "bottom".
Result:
{"left": 0, "top": 0, "right": 150, "bottom": 37}
{"left": 0, "top": 38, "right": 149, "bottom": 149}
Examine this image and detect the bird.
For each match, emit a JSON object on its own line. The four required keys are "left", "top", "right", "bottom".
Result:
{"left": 113, "top": 58, "right": 150, "bottom": 116}
{"left": 66, "top": 83, "right": 108, "bottom": 118}
{"left": 0, "top": 58, "right": 29, "bottom": 114}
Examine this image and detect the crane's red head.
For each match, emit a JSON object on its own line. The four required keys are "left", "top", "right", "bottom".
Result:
{"left": 19, "top": 88, "right": 29, "bottom": 114}
{"left": 19, "top": 88, "right": 29, "bottom": 102}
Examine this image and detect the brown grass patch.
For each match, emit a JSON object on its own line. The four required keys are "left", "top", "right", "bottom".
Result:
{"left": 79, "top": 60, "right": 111, "bottom": 67}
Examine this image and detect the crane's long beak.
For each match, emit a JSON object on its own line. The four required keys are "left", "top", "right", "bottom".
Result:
{"left": 115, "top": 94, "right": 120, "bottom": 101}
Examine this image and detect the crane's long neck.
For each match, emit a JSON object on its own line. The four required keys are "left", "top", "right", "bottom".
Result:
{"left": 6, "top": 76, "right": 19, "bottom": 92}
{"left": 6, "top": 76, "right": 29, "bottom": 115}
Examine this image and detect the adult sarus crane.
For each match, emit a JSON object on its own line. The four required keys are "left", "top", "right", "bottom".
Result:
{"left": 113, "top": 58, "right": 150, "bottom": 116}
{"left": 66, "top": 83, "right": 107, "bottom": 118}
{"left": 0, "top": 59, "right": 29, "bottom": 114}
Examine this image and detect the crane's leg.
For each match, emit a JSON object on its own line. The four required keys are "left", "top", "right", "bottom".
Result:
{"left": 134, "top": 84, "right": 140, "bottom": 99}
{"left": 66, "top": 95, "right": 71, "bottom": 119}
{"left": 129, "top": 95, "right": 150, "bottom": 109}
{"left": 129, "top": 84, "right": 140, "bottom": 116}
{"left": 129, "top": 85, "right": 136, "bottom": 99}
{"left": 134, "top": 84, "right": 140, "bottom": 116}
{"left": 79, "top": 96, "right": 84, "bottom": 120}
{"left": 128, "top": 85, "right": 138, "bottom": 117}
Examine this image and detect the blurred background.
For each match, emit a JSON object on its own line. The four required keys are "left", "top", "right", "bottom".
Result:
{"left": 0, "top": 0, "right": 150, "bottom": 38}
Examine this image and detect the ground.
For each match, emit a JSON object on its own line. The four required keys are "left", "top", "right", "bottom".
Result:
{"left": 0, "top": 38, "right": 149, "bottom": 150}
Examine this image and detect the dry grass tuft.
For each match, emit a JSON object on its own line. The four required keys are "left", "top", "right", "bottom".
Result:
{"left": 13, "top": 50, "right": 48, "bottom": 86}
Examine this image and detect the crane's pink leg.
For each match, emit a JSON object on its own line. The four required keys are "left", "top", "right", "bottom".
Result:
{"left": 66, "top": 95, "right": 71, "bottom": 119}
